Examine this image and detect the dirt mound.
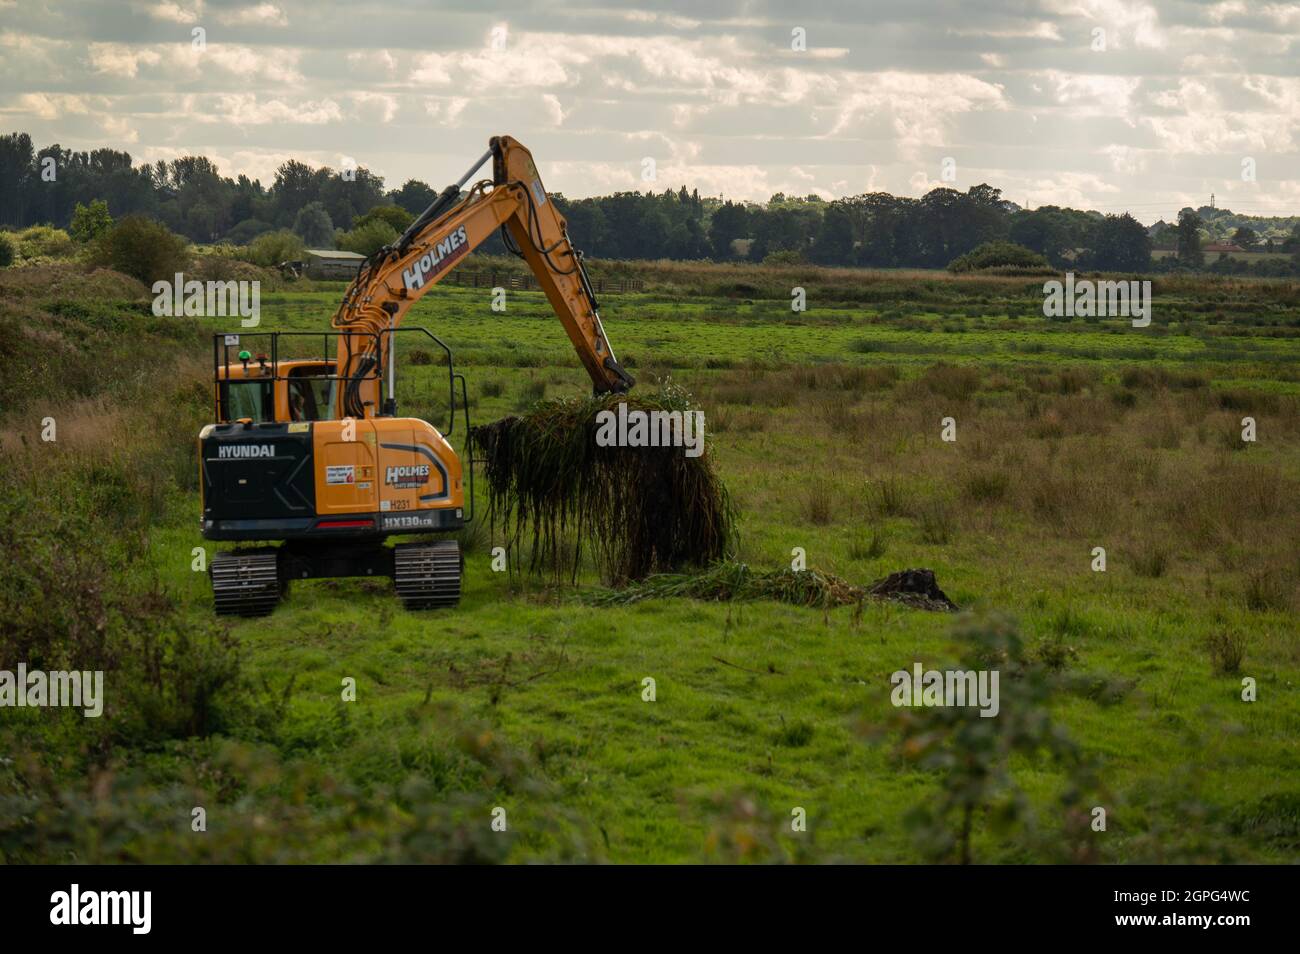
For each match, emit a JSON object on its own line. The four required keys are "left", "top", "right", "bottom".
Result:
{"left": 866, "top": 568, "right": 958, "bottom": 612}
{"left": 0, "top": 263, "right": 149, "bottom": 303}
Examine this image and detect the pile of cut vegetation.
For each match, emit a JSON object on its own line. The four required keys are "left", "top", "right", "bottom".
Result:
{"left": 471, "top": 385, "right": 734, "bottom": 583}
{"left": 589, "top": 563, "right": 958, "bottom": 612}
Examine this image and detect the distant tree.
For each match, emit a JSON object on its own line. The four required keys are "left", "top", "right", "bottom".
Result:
{"left": 708, "top": 201, "right": 749, "bottom": 259}
{"left": 223, "top": 218, "right": 275, "bottom": 245}
{"left": 90, "top": 216, "right": 188, "bottom": 285}
{"left": 354, "top": 204, "right": 414, "bottom": 233}
{"left": 1176, "top": 209, "right": 1204, "bottom": 266}
{"left": 0, "top": 133, "right": 35, "bottom": 227}
{"left": 1088, "top": 213, "right": 1151, "bottom": 271}
{"left": 1232, "top": 226, "right": 1258, "bottom": 248}
{"left": 635, "top": 205, "right": 672, "bottom": 258}
{"left": 69, "top": 199, "right": 113, "bottom": 243}
{"left": 1009, "top": 208, "right": 1073, "bottom": 265}
{"left": 318, "top": 166, "right": 385, "bottom": 229}
{"left": 292, "top": 201, "right": 334, "bottom": 247}
{"left": 553, "top": 196, "right": 607, "bottom": 252}
{"left": 273, "top": 160, "right": 326, "bottom": 226}
{"left": 810, "top": 202, "right": 854, "bottom": 264}
{"left": 392, "top": 179, "right": 437, "bottom": 216}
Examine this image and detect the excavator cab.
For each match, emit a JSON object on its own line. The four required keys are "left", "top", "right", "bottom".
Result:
{"left": 216, "top": 360, "right": 336, "bottom": 423}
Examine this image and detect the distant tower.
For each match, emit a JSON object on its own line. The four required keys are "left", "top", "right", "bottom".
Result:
{"left": 1210, "top": 193, "right": 1216, "bottom": 209}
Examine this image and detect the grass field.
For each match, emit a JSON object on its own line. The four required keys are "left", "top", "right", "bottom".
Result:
{"left": 2, "top": 261, "right": 1299, "bottom": 863}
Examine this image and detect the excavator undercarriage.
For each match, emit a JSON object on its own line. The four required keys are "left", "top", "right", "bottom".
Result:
{"left": 210, "top": 539, "right": 462, "bottom": 617}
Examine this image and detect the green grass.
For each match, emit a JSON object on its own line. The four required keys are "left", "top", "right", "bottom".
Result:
{"left": 4, "top": 265, "right": 1300, "bottom": 863}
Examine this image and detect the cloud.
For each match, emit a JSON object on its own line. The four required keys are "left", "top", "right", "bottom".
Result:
{"left": 827, "top": 72, "right": 1007, "bottom": 155}
{"left": 144, "top": 1, "right": 203, "bottom": 25}
{"left": 542, "top": 93, "right": 566, "bottom": 126}
{"left": 1042, "top": 71, "right": 1142, "bottom": 117}
{"left": 16, "top": 93, "right": 93, "bottom": 120}
{"left": 218, "top": 3, "right": 287, "bottom": 27}
{"left": 0, "top": 1, "right": 1296, "bottom": 218}
{"left": 204, "top": 93, "right": 343, "bottom": 125}
{"left": 1041, "top": 0, "right": 1165, "bottom": 49}
{"left": 88, "top": 43, "right": 163, "bottom": 78}
{"left": 350, "top": 91, "right": 398, "bottom": 123}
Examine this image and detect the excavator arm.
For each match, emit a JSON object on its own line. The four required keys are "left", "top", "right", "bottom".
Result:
{"left": 331, "top": 135, "right": 634, "bottom": 418}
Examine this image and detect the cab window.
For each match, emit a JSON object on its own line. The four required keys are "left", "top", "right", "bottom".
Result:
{"left": 220, "top": 380, "right": 273, "bottom": 422}
{"left": 288, "top": 374, "right": 336, "bottom": 421}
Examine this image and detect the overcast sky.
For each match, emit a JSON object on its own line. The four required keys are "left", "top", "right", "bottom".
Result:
{"left": 2, "top": 0, "right": 1298, "bottom": 222}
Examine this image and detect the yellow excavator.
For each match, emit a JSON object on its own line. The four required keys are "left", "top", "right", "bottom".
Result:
{"left": 199, "top": 136, "right": 634, "bottom": 616}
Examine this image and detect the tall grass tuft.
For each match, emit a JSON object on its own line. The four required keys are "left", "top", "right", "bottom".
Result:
{"left": 1206, "top": 631, "right": 1247, "bottom": 675}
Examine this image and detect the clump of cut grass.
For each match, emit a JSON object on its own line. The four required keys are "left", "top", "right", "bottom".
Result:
{"left": 588, "top": 562, "right": 958, "bottom": 612}
{"left": 587, "top": 560, "right": 864, "bottom": 609}
{"left": 471, "top": 385, "right": 735, "bottom": 583}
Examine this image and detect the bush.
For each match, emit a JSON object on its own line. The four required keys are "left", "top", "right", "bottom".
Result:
{"left": 948, "top": 241, "right": 1051, "bottom": 274}
{"left": 762, "top": 249, "right": 805, "bottom": 267}
{"left": 69, "top": 199, "right": 113, "bottom": 243}
{"left": 337, "top": 219, "right": 398, "bottom": 256}
{"left": 0, "top": 232, "right": 13, "bottom": 268}
{"left": 89, "top": 216, "right": 189, "bottom": 285}
{"left": 13, "top": 225, "right": 75, "bottom": 261}
{"left": 244, "top": 229, "right": 305, "bottom": 267}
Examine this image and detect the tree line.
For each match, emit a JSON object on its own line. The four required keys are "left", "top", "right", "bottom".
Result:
{"left": 3, "top": 130, "right": 1298, "bottom": 274}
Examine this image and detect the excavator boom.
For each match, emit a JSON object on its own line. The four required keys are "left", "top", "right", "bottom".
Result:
{"left": 331, "top": 136, "right": 633, "bottom": 417}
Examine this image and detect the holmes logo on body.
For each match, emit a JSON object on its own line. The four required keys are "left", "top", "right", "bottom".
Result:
{"left": 386, "top": 463, "right": 430, "bottom": 487}
{"left": 218, "top": 444, "right": 275, "bottom": 459}
{"left": 402, "top": 226, "right": 470, "bottom": 291}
